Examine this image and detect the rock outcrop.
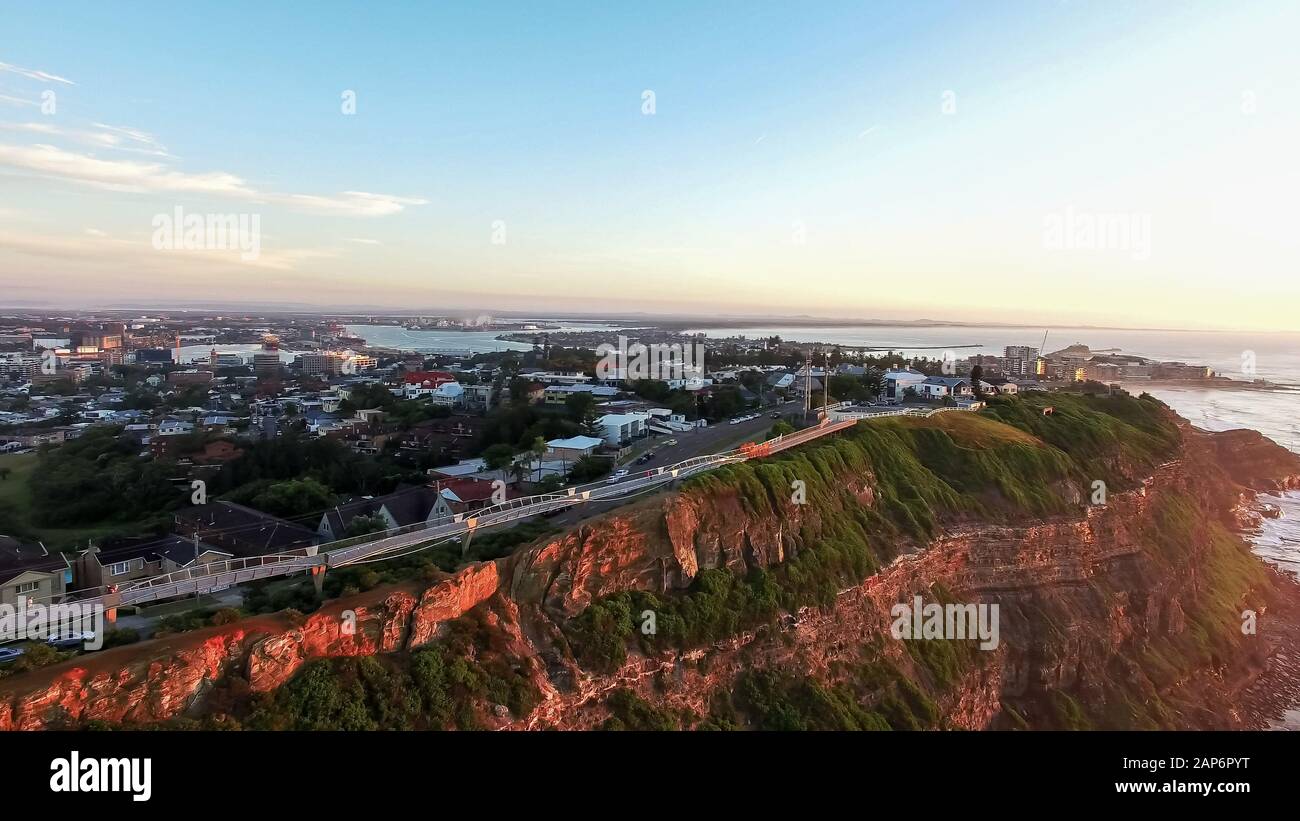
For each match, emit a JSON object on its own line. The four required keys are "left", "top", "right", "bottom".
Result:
{"left": 4, "top": 404, "right": 1300, "bottom": 731}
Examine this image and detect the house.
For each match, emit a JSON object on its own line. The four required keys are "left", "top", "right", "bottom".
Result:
{"left": 461, "top": 383, "right": 494, "bottom": 410}
{"left": 545, "top": 435, "right": 604, "bottom": 462}
{"left": 6, "top": 427, "right": 76, "bottom": 447}
{"left": 0, "top": 537, "right": 68, "bottom": 606}
{"left": 157, "top": 419, "right": 195, "bottom": 436}
{"left": 883, "top": 368, "right": 928, "bottom": 402}
{"left": 402, "top": 370, "right": 456, "bottom": 388}
{"left": 173, "top": 502, "right": 320, "bottom": 558}
{"left": 919, "top": 376, "right": 972, "bottom": 400}
{"left": 979, "top": 377, "right": 1018, "bottom": 395}
{"left": 317, "top": 485, "right": 444, "bottom": 541}
{"left": 543, "top": 384, "right": 619, "bottom": 405}
{"left": 70, "top": 537, "right": 207, "bottom": 591}
{"left": 397, "top": 416, "right": 483, "bottom": 461}
{"left": 427, "top": 381, "right": 465, "bottom": 406}
{"left": 429, "top": 477, "right": 513, "bottom": 522}
{"left": 593, "top": 412, "right": 649, "bottom": 447}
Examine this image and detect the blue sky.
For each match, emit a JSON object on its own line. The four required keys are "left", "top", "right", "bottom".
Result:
{"left": 1, "top": 1, "right": 1297, "bottom": 329}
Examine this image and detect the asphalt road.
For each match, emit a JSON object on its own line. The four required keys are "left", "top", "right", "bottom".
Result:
{"left": 544, "top": 403, "right": 802, "bottom": 527}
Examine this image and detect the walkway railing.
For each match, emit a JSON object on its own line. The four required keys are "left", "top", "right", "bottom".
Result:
{"left": 55, "top": 406, "right": 936, "bottom": 609}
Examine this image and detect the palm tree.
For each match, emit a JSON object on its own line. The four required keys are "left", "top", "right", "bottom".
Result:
{"left": 528, "top": 436, "right": 547, "bottom": 482}
{"left": 509, "top": 454, "right": 530, "bottom": 488}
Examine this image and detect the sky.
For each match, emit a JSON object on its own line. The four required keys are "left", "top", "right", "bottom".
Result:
{"left": 1, "top": 1, "right": 1297, "bottom": 330}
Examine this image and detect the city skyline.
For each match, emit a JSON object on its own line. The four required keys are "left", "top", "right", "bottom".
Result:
{"left": 2, "top": 1, "right": 1298, "bottom": 331}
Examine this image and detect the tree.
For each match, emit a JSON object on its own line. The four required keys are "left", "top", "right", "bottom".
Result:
{"left": 507, "top": 377, "right": 533, "bottom": 407}
{"left": 528, "top": 436, "right": 547, "bottom": 482}
{"left": 970, "top": 365, "right": 984, "bottom": 399}
{"left": 565, "top": 391, "right": 596, "bottom": 422}
{"left": 482, "top": 443, "right": 516, "bottom": 472}
{"left": 568, "top": 455, "right": 611, "bottom": 483}
{"left": 249, "top": 477, "right": 336, "bottom": 518}
{"left": 345, "top": 513, "right": 389, "bottom": 538}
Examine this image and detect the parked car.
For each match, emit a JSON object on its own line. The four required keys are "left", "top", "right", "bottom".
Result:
{"left": 664, "top": 439, "right": 677, "bottom": 446}
{"left": 606, "top": 469, "right": 630, "bottom": 484}
{"left": 770, "top": 412, "right": 781, "bottom": 419}
{"left": 46, "top": 631, "right": 96, "bottom": 651}
{"left": 0, "top": 646, "right": 25, "bottom": 664}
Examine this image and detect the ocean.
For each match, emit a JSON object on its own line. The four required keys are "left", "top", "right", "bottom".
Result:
{"left": 331, "top": 321, "right": 1300, "bottom": 586}
{"left": 344, "top": 322, "right": 624, "bottom": 355}
{"left": 686, "top": 324, "right": 1300, "bottom": 575}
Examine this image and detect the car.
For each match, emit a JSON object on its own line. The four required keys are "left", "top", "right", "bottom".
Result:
{"left": 771, "top": 412, "right": 781, "bottom": 419}
{"left": 606, "top": 469, "right": 629, "bottom": 483}
{"left": 0, "top": 646, "right": 25, "bottom": 664}
{"left": 728, "top": 418, "right": 740, "bottom": 425}
{"left": 46, "top": 631, "right": 96, "bottom": 651}
{"left": 665, "top": 439, "right": 677, "bottom": 446}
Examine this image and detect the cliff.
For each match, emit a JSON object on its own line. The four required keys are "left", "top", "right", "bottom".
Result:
{"left": 4, "top": 393, "right": 1300, "bottom": 731}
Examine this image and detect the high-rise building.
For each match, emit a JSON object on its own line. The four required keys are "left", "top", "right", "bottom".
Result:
{"left": 254, "top": 336, "right": 282, "bottom": 378}
{"left": 133, "top": 348, "right": 174, "bottom": 365}
{"left": 1004, "top": 345, "right": 1040, "bottom": 378}
{"left": 69, "top": 323, "right": 124, "bottom": 351}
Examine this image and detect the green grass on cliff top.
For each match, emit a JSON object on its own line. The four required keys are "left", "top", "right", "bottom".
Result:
{"left": 686, "top": 391, "right": 1179, "bottom": 538}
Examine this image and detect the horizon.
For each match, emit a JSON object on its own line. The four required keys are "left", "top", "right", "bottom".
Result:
{"left": 3, "top": 2, "right": 1298, "bottom": 331}
{"left": 1, "top": 300, "right": 1297, "bottom": 337}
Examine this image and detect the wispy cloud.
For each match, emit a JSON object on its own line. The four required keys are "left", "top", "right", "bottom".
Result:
{"left": 0, "top": 229, "right": 340, "bottom": 272}
{"left": 92, "top": 122, "right": 169, "bottom": 155}
{"left": 0, "top": 122, "right": 171, "bottom": 156}
{"left": 0, "top": 142, "right": 426, "bottom": 216}
{"left": 0, "top": 93, "right": 38, "bottom": 108}
{"left": 345, "top": 237, "right": 382, "bottom": 245}
{"left": 0, "top": 61, "right": 75, "bottom": 85}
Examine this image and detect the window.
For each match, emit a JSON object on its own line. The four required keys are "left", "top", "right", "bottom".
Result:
{"left": 108, "top": 561, "right": 131, "bottom": 576}
{"left": 15, "top": 581, "right": 39, "bottom": 594}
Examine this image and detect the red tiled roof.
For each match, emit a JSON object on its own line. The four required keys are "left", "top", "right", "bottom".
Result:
{"left": 433, "top": 477, "right": 507, "bottom": 504}
{"left": 403, "top": 371, "right": 455, "bottom": 386}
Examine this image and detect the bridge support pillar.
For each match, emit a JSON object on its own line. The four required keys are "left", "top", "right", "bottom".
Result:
{"left": 310, "top": 565, "right": 326, "bottom": 595}
{"left": 101, "top": 589, "right": 121, "bottom": 625}
{"left": 460, "top": 529, "right": 475, "bottom": 558}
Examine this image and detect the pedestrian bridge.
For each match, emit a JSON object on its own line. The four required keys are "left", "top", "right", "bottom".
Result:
{"left": 59, "top": 406, "right": 973, "bottom": 611}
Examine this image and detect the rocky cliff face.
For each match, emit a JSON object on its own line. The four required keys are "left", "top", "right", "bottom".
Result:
{"left": 4, "top": 398, "right": 1299, "bottom": 731}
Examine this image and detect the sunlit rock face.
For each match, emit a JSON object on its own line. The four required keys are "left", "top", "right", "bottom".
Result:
{"left": 4, "top": 408, "right": 1300, "bottom": 732}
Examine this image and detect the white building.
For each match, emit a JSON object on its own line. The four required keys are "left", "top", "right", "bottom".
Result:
{"left": 919, "top": 377, "right": 972, "bottom": 400}
{"left": 883, "top": 368, "right": 927, "bottom": 402}
{"left": 545, "top": 435, "right": 604, "bottom": 461}
{"left": 594, "top": 413, "right": 649, "bottom": 447}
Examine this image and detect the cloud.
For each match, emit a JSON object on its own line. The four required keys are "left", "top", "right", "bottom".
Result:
{"left": 0, "top": 229, "right": 339, "bottom": 272}
{"left": 0, "top": 93, "right": 38, "bottom": 108}
{"left": 281, "top": 192, "right": 427, "bottom": 217}
{"left": 0, "top": 61, "right": 75, "bottom": 85}
{"left": 91, "top": 122, "right": 170, "bottom": 155}
{"left": 345, "top": 237, "right": 382, "bottom": 245}
{"left": 0, "top": 122, "right": 171, "bottom": 156}
{"left": 0, "top": 142, "right": 426, "bottom": 216}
